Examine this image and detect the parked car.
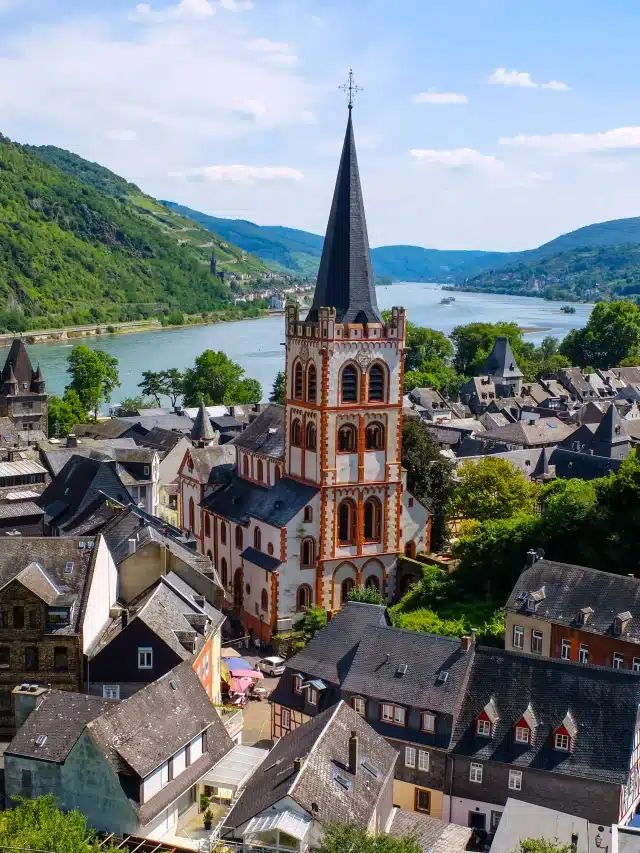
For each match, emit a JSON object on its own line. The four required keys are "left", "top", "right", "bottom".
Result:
{"left": 258, "top": 656, "right": 286, "bottom": 676}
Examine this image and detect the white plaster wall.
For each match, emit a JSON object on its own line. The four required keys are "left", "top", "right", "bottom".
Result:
{"left": 326, "top": 342, "right": 402, "bottom": 407}
{"left": 180, "top": 478, "right": 201, "bottom": 538}
{"left": 401, "top": 491, "right": 429, "bottom": 553}
{"left": 82, "top": 536, "right": 118, "bottom": 653}
{"left": 241, "top": 562, "right": 272, "bottom": 627}
{"left": 364, "top": 451, "right": 385, "bottom": 482}
{"left": 279, "top": 498, "right": 321, "bottom": 618}
{"left": 336, "top": 452, "right": 358, "bottom": 483}
{"left": 450, "top": 796, "right": 504, "bottom": 830}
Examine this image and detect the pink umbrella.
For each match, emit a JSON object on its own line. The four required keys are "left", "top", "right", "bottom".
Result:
{"left": 230, "top": 676, "right": 254, "bottom": 694}
{"left": 227, "top": 665, "right": 264, "bottom": 680}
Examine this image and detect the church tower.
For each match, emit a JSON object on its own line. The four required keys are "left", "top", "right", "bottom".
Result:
{"left": 284, "top": 104, "right": 420, "bottom": 609}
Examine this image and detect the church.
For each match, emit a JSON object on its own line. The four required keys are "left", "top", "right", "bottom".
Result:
{"left": 179, "top": 106, "right": 428, "bottom": 642}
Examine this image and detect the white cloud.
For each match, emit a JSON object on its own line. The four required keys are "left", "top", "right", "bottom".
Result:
{"left": 169, "top": 164, "right": 304, "bottom": 183}
{"left": 129, "top": 0, "right": 215, "bottom": 23}
{"left": 499, "top": 126, "right": 640, "bottom": 154}
{"left": 108, "top": 128, "right": 138, "bottom": 141}
{"left": 489, "top": 67, "right": 570, "bottom": 91}
{"left": 219, "top": 0, "right": 253, "bottom": 10}
{"left": 310, "top": 15, "right": 323, "bottom": 27}
{"left": 412, "top": 90, "right": 468, "bottom": 105}
{"left": 245, "top": 37, "right": 298, "bottom": 66}
{"left": 410, "top": 147, "right": 504, "bottom": 173}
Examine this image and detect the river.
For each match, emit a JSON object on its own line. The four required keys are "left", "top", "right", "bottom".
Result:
{"left": 14, "top": 283, "right": 593, "bottom": 403}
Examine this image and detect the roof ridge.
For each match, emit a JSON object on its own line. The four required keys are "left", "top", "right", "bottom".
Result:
{"left": 477, "top": 644, "right": 640, "bottom": 678}
{"left": 288, "top": 701, "right": 343, "bottom": 801}
{"left": 520, "top": 560, "right": 640, "bottom": 584}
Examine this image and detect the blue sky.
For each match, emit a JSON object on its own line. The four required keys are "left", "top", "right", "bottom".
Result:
{"left": 2, "top": 0, "right": 640, "bottom": 250}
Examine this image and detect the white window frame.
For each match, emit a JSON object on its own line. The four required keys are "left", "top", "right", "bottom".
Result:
{"left": 561, "top": 639, "right": 571, "bottom": 660}
{"left": 102, "top": 684, "right": 120, "bottom": 700}
{"left": 381, "top": 703, "right": 406, "bottom": 726}
{"left": 513, "top": 624, "right": 524, "bottom": 649}
{"left": 281, "top": 708, "right": 291, "bottom": 730}
{"left": 508, "top": 769, "right": 522, "bottom": 791}
{"left": 293, "top": 674, "right": 303, "bottom": 695}
{"left": 138, "top": 647, "right": 153, "bottom": 670}
{"left": 531, "top": 631, "right": 543, "bottom": 655}
{"left": 555, "top": 733, "right": 570, "bottom": 751}
{"left": 405, "top": 746, "right": 416, "bottom": 768}
{"left": 477, "top": 718, "right": 492, "bottom": 737}
{"left": 353, "top": 696, "right": 366, "bottom": 717}
{"left": 613, "top": 653, "right": 624, "bottom": 670}
{"left": 421, "top": 711, "right": 435, "bottom": 732}
{"left": 578, "top": 644, "right": 588, "bottom": 664}
{"left": 514, "top": 726, "right": 530, "bottom": 744}
{"left": 469, "top": 762, "right": 483, "bottom": 784}
{"left": 418, "top": 750, "right": 430, "bottom": 772}
{"left": 307, "top": 687, "right": 318, "bottom": 706}
{"left": 633, "top": 657, "right": 640, "bottom": 673}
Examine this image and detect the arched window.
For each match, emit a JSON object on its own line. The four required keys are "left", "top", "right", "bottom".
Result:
{"left": 338, "top": 499, "right": 357, "bottom": 545}
{"left": 221, "top": 557, "right": 228, "bottom": 586}
{"left": 206, "top": 550, "right": 213, "bottom": 562}
{"left": 257, "top": 459, "right": 264, "bottom": 482}
{"left": 254, "top": 527, "right": 262, "bottom": 550}
{"left": 404, "top": 541, "right": 416, "bottom": 559}
{"left": 233, "top": 569, "right": 243, "bottom": 609}
{"left": 365, "top": 575, "right": 380, "bottom": 591}
{"left": 307, "top": 364, "right": 317, "bottom": 402}
{"left": 368, "top": 363, "right": 386, "bottom": 402}
{"left": 242, "top": 455, "right": 249, "bottom": 477}
{"left": 338, "top": 424, "right": 357, "bottom": 453}
{"left": 291, "top": 418, "right": 302, "bottom": 447}
{"left": 301, "top": 538, "right": 315, "bottom": 568}
{"left": 297, "top": 584, "right": 312, "bottom": 610}
{"left": 274, "top": 466, "right": 281, "bottom": 482}
{"left": 341, "top": 577, "right": 355, "bottom": 604}
{"left": 365, "top": 422, "right": 385, "bottom": 451}
{"left": 188, "top": 497, "right": 195, "bottom": 532}
{"left": 235, "top": 526, "right": 243, "bottom": 549}
{"left": 364, "top": 497, "right": 382, "bottom": 542}
{"left": 341, "top": 364, "right": 359, "bottom": 403}
{"left": 204, "top": 514, "right": 211, "bottom": 536}
{"left": 306, "top": 421, "right": 317, "bottom": 451}
{"left": 261, "top": 589, "right": 268, "bottom": 612}
{"left": 220, "top": 522, "right": 227, "bottom": 545}
{"left": 293, "top": 361, "right": 304, "bottom": 400}
{"left": 268, "top": 543, "right": 274, "bottom": 555}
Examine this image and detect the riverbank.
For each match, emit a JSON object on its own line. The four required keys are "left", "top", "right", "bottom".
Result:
{"left": 442, "top": 284, "right": 587, "bottom": 304}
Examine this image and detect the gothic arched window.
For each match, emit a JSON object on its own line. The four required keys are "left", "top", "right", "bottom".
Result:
{"left": 338, "top": 424, "right": 357, "bottom": 453}
{"left": 307, "top": 364, "right": 317, "bottom": 402}
{"left": 221, "top": 557, "right": 228, "bottom": 586}
{"left": 293, "top": 361, "right": 304, "bottom": 400}
{"left": 338, "top": 499, "right": 357, "bottom": 545}
{"left": 306, "top": 421, "right": 317, "bottom": 451}
{"left": 364, "top": 497, "right": 382, "bottom": 542}
{"left": 297, "top": 584, "right": 312, "bottom": 610}
{"left": 341, "top": 364, "right": 359, "bottom": 403}
{"left": 301, "top": 537, "right": 315, "bottom": 568}
{"left": 254, "top": 527, "right": 262, "bottom": 550}
{"left": 291, "top": 418, "right": 302, "bottom": 447}
{"left": 341, "top": 577, "right": 355, "bottom": 604}
{"left": 256, "top": 459, "right": 264, "bottom": 481}
{"left": 365, "top": 422, "right": 385, "bottom": 450}
{"left": 368, "top": 363, "right": 386, "bottom": 402}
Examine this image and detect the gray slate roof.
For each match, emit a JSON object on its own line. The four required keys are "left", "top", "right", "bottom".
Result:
{"left": 481, "top": 417, "right": 576, "bottom": 448}
{"left": 203, "top": 474, "right": 317, "bottom": 528}
{"left": 483, "top": 336, "right": 523, "bottom": 380}
{"left": 306, "top": 111, "right": 381, "bottom": 325}
{"left": 549, "top": 447, "right": 622, "bottom": 480}
{"left": 390, "top": 810, "right": 472, "bottom": 853}
{"left": 241, "top": 546, "right": 281, "bottom": 572}
{"left": 231, "top": 405, "right": 284, "bottom": 459}
{"left": 506, "top": 560, "right": 640, "bottom": 643}
{"left": 191, "top": 401, "right": 217, "bottom": 442}
{"left": 452, "top": 646, "right": 640, "bottom": 784}
{"left": 225, "top": 701, "right": 397, "bottom": 831}
{"left": 6, "top": 690, "right": 112, "bottom": 763}
{"left": 184, "top": 444, "right": 236, "bottom": 486}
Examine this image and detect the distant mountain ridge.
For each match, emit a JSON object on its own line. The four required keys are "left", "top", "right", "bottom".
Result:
{"left": 163, "top": 201, "right": 640, "bottom": 300}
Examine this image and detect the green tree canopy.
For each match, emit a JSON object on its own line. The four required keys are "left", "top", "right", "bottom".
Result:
{"left": 401, "top": 417, "right": 455, "bottom": 551}
{"left": 347, "top": 584, "right": 386, "bottom": 605}
{"left": 450, "top": 457, "right": 539, "bottom": 522}
{"left": 270, "top": 370, "right": 286, "bottom": 405}
{"left": 47, "top": 389, "right": 88, "bottom": 437}
{"left": 450, "top": 321, "right": 523, "bottom": 375}
{"left": 138, "top": 368, "right": 184, "bottom": 407}
{"left": 404, "top": 321, "right": 454, "bottom": 372}
{"left": 510, "top": 840, "right": 572, "bottom": 853}
{"left": 559, "top": 300, "right": 640, "bottom": 368}
{"left": 318, "top": 824, "right": 422, "bottom": 853}
{"left": 0, "top": 795, "right": 108, "bottom": 853}
{"left": 182, "top": 349, "right": 262, "bottom": 406}
{"left": 66, "top": 345, "right": 120, "bottom": 420}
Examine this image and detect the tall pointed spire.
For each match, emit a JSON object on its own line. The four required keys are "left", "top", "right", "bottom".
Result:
{"left": 306, "top": 105, "right": 381, "bottom": 325}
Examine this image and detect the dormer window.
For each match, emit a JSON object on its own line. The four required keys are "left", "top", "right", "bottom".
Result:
{"left": 476, "top": 719, "right": 492, "bottom": 737}
{"left": 525, "top": 587, "right": 545, "bottom": 613}
{"left": 293, "top": 674, "right": 303, "bottom": 695}
{"left": 554, "top": 733, "right": 570, "bottom": 751}
{"left": 476, "top": 698, "right": 499, "bottom": 738}
{"left": 514, "top": 725, "right": 530, "bottom": 744}
{"left": 553, "top": 712, "right": 577, "bottom": 752}
{"left": 613, "top": 611, "right": 632, "bottom": 637}
{"left": 577, "top": 606, "right": 594, "bottom": 626}
{"left": 514, "top": 703, "right": 536, "bottom": 745}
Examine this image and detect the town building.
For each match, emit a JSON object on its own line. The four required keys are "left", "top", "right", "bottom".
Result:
{"left": 505, "top": 555, "right": 640, "bottom": 670}
{"left": 4, "top": 660, "right": 234, "bottom": 841}
{"left": 0, "top": 339, "right": 47, "bottom": 443}
{"left": 181, "top": 107, "right": 428, "bottom": 641}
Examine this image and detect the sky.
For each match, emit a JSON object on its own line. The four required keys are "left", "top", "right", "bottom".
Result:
{"left": 2, "top": 0, "right": 640, "bottom": 251}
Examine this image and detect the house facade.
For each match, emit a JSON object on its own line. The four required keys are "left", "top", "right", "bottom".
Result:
{"left": 0, "top": 339, "right": 47, "bottom": 442}
{"left": 180, "top": 106, "right": 427, "bottom": 641}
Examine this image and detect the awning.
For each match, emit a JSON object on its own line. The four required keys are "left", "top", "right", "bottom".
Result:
{"left": 230, "top": 676, "right": 254, "bottom": 694}
{"left": 244, "top": 810, "right": 312, "bottom": 842}
{"left": 227, "top": 664, "right": 264, "bottom": 680}
{"left": 201, "top": 744, "right": 268, "bottom": 792}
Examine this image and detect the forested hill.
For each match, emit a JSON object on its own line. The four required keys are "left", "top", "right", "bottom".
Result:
{"left": 0, "top": 139, "right": 270, "bottom": 331}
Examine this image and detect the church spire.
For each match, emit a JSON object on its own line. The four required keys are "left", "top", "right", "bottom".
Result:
{"left": 306, "top": 91, "right": 381, "bottom": 325}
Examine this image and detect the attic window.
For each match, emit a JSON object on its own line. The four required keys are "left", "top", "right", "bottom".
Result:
{"left": 613, "top": 611, "right": 632, "bottom": 636}
{"left": 362, "top": 759, "right": 379, "bottom": 779}
{"left": 554, "top": 733, "right": 570, "bottom": 751}
{"left": 334, "top": 774, "right": 352, "bottom": 792}
{"left": 64, "top": 562, "right": 73, "bottom": 574}
{"left": 577, "top": 606, "right": 594, "bottom": 626}
{"left": 396, "top": 664, "right": 408, "bottom": 677}
{"left": 35, "top": 735, "right": 47, "bottom": 747}
{"left": 476, "top": 719, "right": 492, "bottom": 737}
{"left": 436, "top": 670, "right": 449, "bottom": 684}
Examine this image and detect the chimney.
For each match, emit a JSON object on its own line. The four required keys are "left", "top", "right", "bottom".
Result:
{"left": 128, "top": 537, "right": 137, "bottom": 555}
{"left": 525, "top": 549, "right": 538, "bottom": 568}
{"left": 471, "top": 628, "right": 477, "bottom": 646}
{"left": 66, "top": 434, "right": 78, "bottom": 448}
{"left": 348, "top": 730, "right": 359, "bottom": 776}
{"left": 121, "top": 610, "right": 128, "bottom": 629}
{"left": 12, "top": 684, "right": 47, "bottom": 731}
{"left": 460, "top": 635, "right": 472, "bottom": 652}
{"left": 293, "top": 757, "right": 303, "bottom": 773}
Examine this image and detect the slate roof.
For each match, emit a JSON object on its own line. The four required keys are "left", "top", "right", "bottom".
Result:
{"left": 390, "top": 810, "right": 472, "bottom": 853}
{"left": 281, "top": 602, "right": 390, "bottom": 686}
{"left": 137, "top": 427, "right": 185, "bottom": 453}
{"left": 241, "top": 546, "right": 281, "bottom": 572}
{"left": 211, "top": 415, "right": 243, "bottom": 430}
{"left": 591, "top": 402, "right": 630, "bottom": 449}
{"left": 73, "top": 419, "right": 142, "bottom": 440}
{"left": 120, "top": 413, "right": 194, "bottom": 434}
{"left": 483, "top": 336, "right": 523, "bottom": 380}
{"left": 184, "top": 444, "right": 236, "bottom": 487}
{"left": 452, "top": 646, "right": 640, "bottom": 784}
{"left": 341, "top": 626, "right": 474, "bottom": 717}
{"left": 225, "top": 701, "right": 397, "bottom": 832}
{"left": 0, "top": 500, "right": 44, "bottom": 519}
{"left": 506, "top": 560, "right": 640, "bottom": 643}
{"left": 1, "top": 339, "right": 42, "bottom": 394}
{"left": 203, "top": 474, "right": 317, "bottom": 528}
{"left": 480, "top": 417, "right": 576, "bottom": 448}
{"left": 306, "top": 111, "right": 381, "bottom": 325}
{"left": 6, "top": 690, "right": 112, "bottom": 763}
{"left": 231, "top": 405, "right": 285, "bottom": 459}
{"left": 191, "top": 401, "right": 217, "bottom": 443}
{"left": 88, "top": 660, "right": 232, "bottom": 779}
{"left": 549, "top": 448, "right": 622, "bottom": 480}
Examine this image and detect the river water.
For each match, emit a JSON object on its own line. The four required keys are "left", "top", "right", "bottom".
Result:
{"left": 14, "top": 283, "right": 593, "bottom": 403}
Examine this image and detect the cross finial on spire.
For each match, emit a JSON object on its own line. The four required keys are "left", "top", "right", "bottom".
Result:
{"left": 339, "top": 66, "right": 361, "bottom": 111}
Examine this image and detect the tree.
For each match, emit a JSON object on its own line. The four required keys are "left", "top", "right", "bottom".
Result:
{"left": 47, "top": 389, "right": 88, "bottom": 437}
{"left": 138, "top": 370, "right": 165, "bottom": 405}
{"left": 450, "top": 321, "right": 523, "bottom": 375}
{"left": 559, "top": 300, "right": 640, "bottom": 368}
{"left": 293, "top": 606, "right": 328, "bottom": 640}
{"left": 347, "top": 585, "right": 386, "bottom": 605}
{"left": 318, "top": 824, "right": 422, "bottom": 853}
{"left": 0, "top": 795, "right": 107, "bottom": 853}
{"left": 450, "top": 457, "right": 539, "bottom": 523}
{"left": 66, "top": 345, "right": 120, "bottom": 421}
{"left": 270, "top": 370, "right": 286, "bottom": 405}
{"left": 161, "top": 367, "right": 184, "bottom": 407}
{"left": 111, "top": 395, "right": 153, "bottom": 416}
{"left": 510, "top": 840, "right": 571, "bottom": 853}
{"left": 182, "top": 350, "right": 262, "bottom": 406}
{"left": 401, "top": 417, "right": 455, "bottom": 551}
{"left": 403, "top": 321, "right": 454, "bottom": 372}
